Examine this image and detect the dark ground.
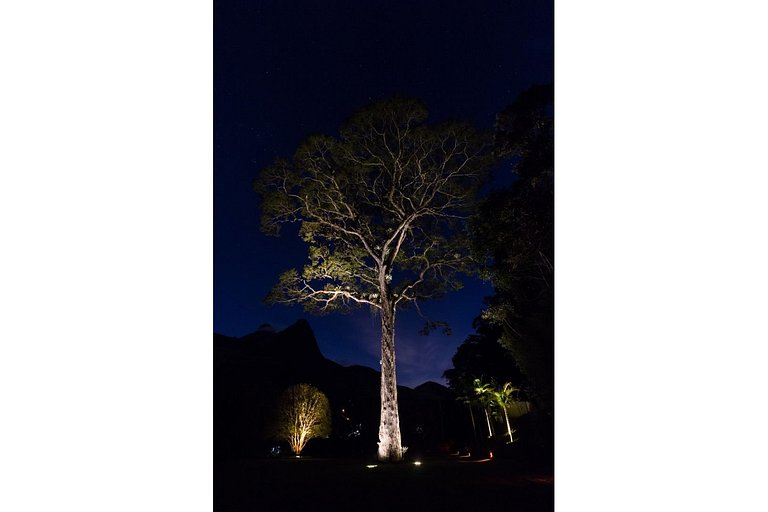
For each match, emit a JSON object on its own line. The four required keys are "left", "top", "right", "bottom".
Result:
{"left": 215, "top": 454, "right": 554, "bottom": 512}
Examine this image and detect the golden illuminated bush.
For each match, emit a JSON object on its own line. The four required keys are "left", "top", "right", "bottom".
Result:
{"left": 272, "top": 384, "right": 331, "bottom": 455}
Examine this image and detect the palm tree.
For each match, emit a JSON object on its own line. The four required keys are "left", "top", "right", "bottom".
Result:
{"left": 473, "top": 378, "right": 496, "bottom": 438}
{"left": 491, "top": 382, "right": 519, "bottom": 443}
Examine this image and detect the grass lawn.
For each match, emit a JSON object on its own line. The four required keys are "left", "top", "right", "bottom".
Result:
{"left": 215, "top": 454, "right": 553, "bottom": 511}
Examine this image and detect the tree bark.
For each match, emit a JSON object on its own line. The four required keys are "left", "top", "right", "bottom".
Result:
{"left": 484, "top": 407, "right": 494, "bottom": 438}
{"left": 377, "top": 298, "right": 403, "bottom": 461}
{"left": 503, "top": 406, "right": 514, "bottom": 443}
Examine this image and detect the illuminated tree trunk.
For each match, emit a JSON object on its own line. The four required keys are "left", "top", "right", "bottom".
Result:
{"left": 484, "top": 407, "right": 494, "bottom": 438}
{"left": 502, "top": 406, "right": 514, "bottom": 443}
{"left": 377, "top": 290, "right": 403, "bottom": 462}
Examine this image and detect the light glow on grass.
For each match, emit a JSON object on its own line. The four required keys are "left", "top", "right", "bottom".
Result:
{"left": 365, "top": 464, "right": 378, "bottom": 469}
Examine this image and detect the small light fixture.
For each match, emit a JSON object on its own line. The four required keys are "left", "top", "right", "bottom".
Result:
{"left": 413, "top": 461, "right": 422, "bottom": 466}
{"left": 366, "top": 464, "right": 378, "bottom": 469}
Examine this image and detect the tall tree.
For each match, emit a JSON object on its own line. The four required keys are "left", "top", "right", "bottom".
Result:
{"left": 472, "top": 378, "right": 496, "bottom": 438}
{"left": 491, "top": 382, "right": 520, "bottom": 443}
{"left": 256, "top": 98, "right": 493, "bottom": 461}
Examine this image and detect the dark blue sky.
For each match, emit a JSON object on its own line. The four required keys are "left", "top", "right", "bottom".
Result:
{"left": 214, "top": 0, "right": 553, "bottom": 387}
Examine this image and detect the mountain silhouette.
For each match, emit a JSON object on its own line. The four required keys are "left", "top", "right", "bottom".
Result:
{"left": 214, "top": 319, "right": 468, "bottom": 459}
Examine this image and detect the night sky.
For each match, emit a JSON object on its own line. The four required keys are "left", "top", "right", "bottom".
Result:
{"left": 214, "top": 0, "right": 553, "bottom": 387}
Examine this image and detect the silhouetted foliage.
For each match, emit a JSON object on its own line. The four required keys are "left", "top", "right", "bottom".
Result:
{"left": 471, "top": 84, "right": 554, "bottom": 413}
{"left": 444, "top": 320, "right": 530, "bottom": 446}
{"left": 443, "top": 318, "right": 525, "bottom": 394}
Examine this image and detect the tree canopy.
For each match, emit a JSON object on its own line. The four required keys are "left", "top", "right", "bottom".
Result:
{"left": 256, "top": 98, "right": 494, "bottom": 322}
